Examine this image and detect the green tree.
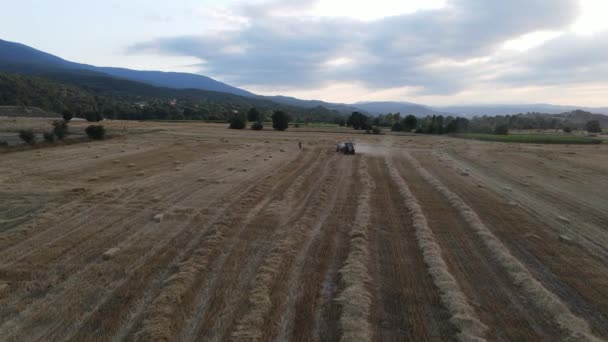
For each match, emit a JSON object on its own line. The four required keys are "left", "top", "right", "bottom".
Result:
{"left": 585, "top": 120, "right": 602, "bottom": 133}
{"left": 347, "top": 112, "right": 369, "bottom": 130}
{"left": 62, "top": 110, "right": 73, "bottom": 122}
{"left": 494, "top": 124, "right": 509, "bottom": 135}
{"left": 229, "top": 115, "right": 246, "bottom": 129}
{"left": 403, "top": 115, "right": 418, "bottom": 131}
{"left": 247, "top": 107, "right": 261, "bottom": 122}
{"left": 85, "top": 112, "right": 103, "bottom": 122}
{"left": 272, "top": 110, "right": 289, "bottom": 131}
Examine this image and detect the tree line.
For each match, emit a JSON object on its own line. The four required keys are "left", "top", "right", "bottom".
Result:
{"left": 346, "top": 110, "right": 603, "bottom": 134}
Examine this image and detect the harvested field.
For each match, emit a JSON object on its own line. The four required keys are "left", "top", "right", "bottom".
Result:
{"left": 1, "top": 120, "right": 608, "bottom": 341}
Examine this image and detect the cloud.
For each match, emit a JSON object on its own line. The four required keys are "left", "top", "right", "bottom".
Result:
{"left": 128, "top": 0, "right": 586, "bottom": 96}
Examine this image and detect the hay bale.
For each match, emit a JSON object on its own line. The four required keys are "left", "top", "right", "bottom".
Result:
{"left": 88, "top": 176, "right": 100, "bottom": 182}
{"left": 558, "top": 235, "right": 573, "bottom": 243}
{"left": 461, "top": 171, "right": 470, "bottom": 176}
{"left": 102, "top": 247, "right": 120, "bottom": 260}
{"left": 197, "top": 177, "right": 206, "bottom": 182}
{"left": 174, "top": 167, "right": 182, "bottom": 171}
{"left": 136, "top": 171, "right": 145, "bottom": 176}
{"left": 112, "top": 160, "right": 120, "bottom": 164}
{"left": 127, "top": 163, "right": 136, "bottom": 168}
{"left": 557, "top": 216, "right": 571, "bottom": 224}
{"left": 153, "top": 213, "right": 164, "bottom": 223}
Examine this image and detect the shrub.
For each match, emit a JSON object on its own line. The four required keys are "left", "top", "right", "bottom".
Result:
{"left": 391, "top": 123, "right": 403, "bottom": 132}
{"left": 43, "top": 131, "right": 55, "bottom": 142}
{"left": 229, "top": 116, "right": 246, "bottom": 129}
{"left": 272, "top": 110, "right": 289, "bottom": 131}
{"left": 372, "top": 126, "right": 382, "bottom": 134}
{"left": 0, "top": 140, "right": 8, "bottom": 148}
{"left": 251, "top": 121, "right": 263, "bottom": 130}
{"left": 18, "top": 129, "right": 36, "bottom": 144}
{"left": 294, "top": 122, "right": 300, "bottom": 128}
{"left": 563, "top": 126, "right": 572, "bottom": 133}
{"left": 52, "top": 120, "right": 68, "bottom": 140}
{"left": 85, "top": 125, "right": 106, "bottom": 140}
{"left": 494, "top": 124, "right": 509, "bottom": 135}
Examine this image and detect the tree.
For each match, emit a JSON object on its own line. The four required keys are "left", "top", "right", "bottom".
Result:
{"left": 347, "top": 112, "right": 369, "bottom": 130}
{"left": 85, "top": 125, "right": 106, "bottom": 140}
{"left": 585, "top": 120, "right": 602, "bottom": 133}
{"left": 391, "top": 122, "right": 403, "bottom": 132}
{"left": 494, "top": 124, "right": 509, "bottom": 135}
{"left": 62, "top": 110, "right": 73, "bottom": 122}
{"left": 85, "top": 112, "right": 103, "bottom": 122}
{"left": 229, "top": 115, "right": 246, "bottom": 129}
{"left": 18, "top": 129, "right": 36, "bottom": 144}
{"left": 403, "top": 115, "right": 418, "bottom": 131}
{"left": 272, "top": 110, "right": 289, "bottom": 131}
{"left": 251, "top": 121, "right": 263, "bottom": 130}
{"left": 445, "top": 117, "right": 469, "bottom": 133}
{"left": 52, "top": 120, "right": 68, "bottom": 140}
{"left": 563, "top": 126, "right": 572, "bottom": 133}
{"left": 247, "top": 107, "right": 261, "bottom": 122}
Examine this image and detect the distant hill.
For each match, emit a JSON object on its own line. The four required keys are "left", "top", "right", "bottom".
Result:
{"left": 353, "top": 101, "right": 444, "bottom": 116}
{"left": 0, "top": 71, "right": 344, "bottom": 122}
{"left": 0, "top": 38, "right": 254, "bottom": 97}
{"left": 435, "top": 104, "right": 608, "bottom": 116}
{"left": 263, "top": 95, "right": 363, "bottom": 114}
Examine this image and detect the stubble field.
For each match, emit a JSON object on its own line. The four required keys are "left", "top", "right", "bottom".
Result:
{"left": 1, "top": 120, "right": 608, "bottom": 341}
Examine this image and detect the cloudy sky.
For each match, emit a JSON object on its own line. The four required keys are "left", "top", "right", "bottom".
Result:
{"left": 2, "top": 0, "right": 608, "bottom": 105}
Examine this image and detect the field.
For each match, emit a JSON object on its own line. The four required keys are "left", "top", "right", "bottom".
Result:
{"left": 1, "top": 119, "right": 608, "bottom": 341}
{"left": 453, "top": 133, "right": 604, "bottom": 144}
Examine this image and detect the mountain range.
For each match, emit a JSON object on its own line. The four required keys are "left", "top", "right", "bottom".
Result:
{"left": 1, "top": 38, "right": 607, "bottom": 117}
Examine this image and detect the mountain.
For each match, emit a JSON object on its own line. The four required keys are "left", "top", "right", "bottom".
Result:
{"left": 263, "top": 95, "right": 363, "bottom": 114}
{"left": 435, "top": 104, "right": 608, "bottom": 116}
{"left": 353, "top": 101, "right": 444, "bottom": 116}
{"left": 0, "top": 38, "right": 253, "bottom": 97}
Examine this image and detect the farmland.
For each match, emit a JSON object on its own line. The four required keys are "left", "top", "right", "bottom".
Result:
{"left": 1, "top": 119, "right": 608, "bottom": 341}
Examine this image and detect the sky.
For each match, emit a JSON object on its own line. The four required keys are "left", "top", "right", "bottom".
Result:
{"left": 1, "top": 0, "right": 608, "bottom": 106}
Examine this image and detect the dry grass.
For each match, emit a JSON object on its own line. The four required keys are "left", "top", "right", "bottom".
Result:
{"left": 385, "top": 156, "right": 488, "bottom": 341}
{"left": 404, "top": 152, "right": 602, "bottom": 342}
{"left": 231, "top": 156, "right": 338, "bottom": 340}
{"left": 336, "top": 156, "right": 374, "bottom": 342}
